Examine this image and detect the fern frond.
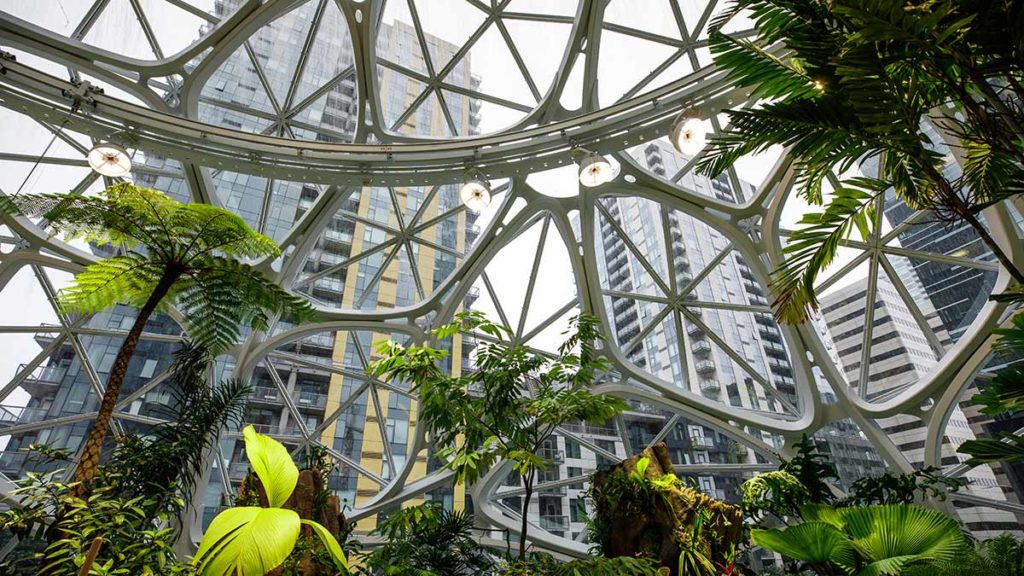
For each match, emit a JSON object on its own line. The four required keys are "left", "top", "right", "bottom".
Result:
{"left": 56, "top": 253, "right": 163, "bottom": 315}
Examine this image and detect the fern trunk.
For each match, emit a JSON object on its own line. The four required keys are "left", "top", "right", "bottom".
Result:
{"left": 70, "top": 267, "right": 181, "bottom": 495}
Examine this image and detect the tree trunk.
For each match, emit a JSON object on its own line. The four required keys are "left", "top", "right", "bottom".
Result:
{"left": 69, "top": 267, "right": 181, "bottom": 496}
{"left": 519, "top": 471, "right": 534, "bottom": 561}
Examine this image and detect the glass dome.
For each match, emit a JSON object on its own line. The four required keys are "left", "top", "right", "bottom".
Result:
{"left": 0, "top": 0, "right": 1021, "bottom": 559}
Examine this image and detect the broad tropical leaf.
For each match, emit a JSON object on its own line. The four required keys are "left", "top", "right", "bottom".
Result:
{"left": 301, "top": 519, "right": 349, "bottom": 571}
{"left": 193, "top": 507, "right": 300, "bottom": 576}
{"left": 752, "top": 521, "right": 856, "bottom": 568}
{"left": 841, "top": 505, "right": 967, "bottom": 575}
{"left": 959, "top": 435, "right": 1024, "bottom": 465}
{"left": 242, "top": 425, "right": 298, "bottom": 508}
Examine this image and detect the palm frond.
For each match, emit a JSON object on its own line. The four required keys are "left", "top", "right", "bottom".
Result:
{"left": 959, "top": 435, "right": 1024, "bottom": 466}
{"left": 771, "top": 178, "right": 884, "bottom": 323}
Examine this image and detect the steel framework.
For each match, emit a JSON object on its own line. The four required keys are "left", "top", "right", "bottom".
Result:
{"left": 0, "top": 0, "right": 1022, "bottom": 557}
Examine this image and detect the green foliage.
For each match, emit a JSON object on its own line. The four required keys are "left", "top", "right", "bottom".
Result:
{"left": 368, "top": 311, "right": 628, "bottom": 559}
{"left": 358, "top": 502, "right": 494, "bottom": 576}
{"left": 778, "top": 436, "right": 838, "bottom": 506}
{"left": 906, "top": 533, "right": 1024, "bottom": 576}
{"left": 499, "top": 554, "right": 664, "bottom": 576}
{"left": 106, "top": 341, "right": 250, "bottom": 511}
{"left": 194, "top": 425, "right": 347, "bottom": 576}
{"left": 0, "top": 468, "right": 192, "bottom": 576}
{"left": 752, "top": 504, "right": 968, "bottom": 576}
{"left": 742, "top": 470, "right": 810, "bottom": 525}
{"left": 699, "top": 0, "right": 1024, "bottom": 323}
{"left": 1, "top": 183, "right": 315, "bottom": 353}
{"left": 840, "top": 467, "right": 962, "bottom": 507}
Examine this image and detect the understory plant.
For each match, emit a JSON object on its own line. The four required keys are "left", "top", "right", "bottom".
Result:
{"left": 358, "top": 501, "right": 493, "bottom": 576}
{"left": 193, "top": 425, "right": 347, "bottom": 576}
{"left": 751, "top": 504, "right": 968, "bottom": 576}
{"left": 368, "top": 311, "right": 628, "bottom": 560}
{"left": 0, "top": 341, "right": 247, "bottom": 575}
{"left": 1, "top": 182, "right": 315, "bottom": 490}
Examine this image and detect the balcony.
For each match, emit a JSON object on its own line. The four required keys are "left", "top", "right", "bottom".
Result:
{"left": 0, "top": 450, "right": 28, "bottom": 476}
{"left": 686, "top": 324, "right": 703, "bottom": 337}
{"left": 294, "top": 390, "right": 327, "bottom": 410}
{"left": 0, "top": 405, "right": 49, "bottom": 428}
{"left": 17, "top": 363, "right": 68, "bottom": 397}
{"left": 539, "top": 515, "right": 569, "bottom": 532}
{"left": 537, "top": 447, "right": 565, "bottom": 464}
{"left": 695, "top": 359, "right": 716, "bottom": 374}
{"left": 690, "top": 340, "right": 711, "bottom": 355}
{"left": 249, "top": 386, "right": 283, "bottom": 405}
{"left": 699, "top": 380, "right": 720, "bottom": 393}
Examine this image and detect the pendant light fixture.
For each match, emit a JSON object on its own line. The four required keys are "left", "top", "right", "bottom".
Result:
{"left": 87, "top": 142, "right": 132, "bottom": 177}
{"left": 460, "top": 168, "right": 491, "bottom": 212}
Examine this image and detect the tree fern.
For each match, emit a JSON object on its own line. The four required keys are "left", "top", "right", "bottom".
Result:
{"left": 1, "top": 183, "right": 316, "bottom": 490}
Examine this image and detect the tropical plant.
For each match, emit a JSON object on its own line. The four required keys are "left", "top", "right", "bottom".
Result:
{"left": 105, "top": 340, "right": 250, "bottom": 515}
{"left": 677, "top": 507, "right": 716, "bottom": 576}
{"left": 905, "top": 533, "right": 1024, "bottom": 576}
{"left": 193, "top": 425, "right": 347, "bottom": 576}
{"left": 741, "top": 470, "right": 810, "bottom": 526}
{"left": 368, "top": 311, "right": 628, "bottom": 560}
{"left": 1, "top": 183, "right": 315, "bottom": 490}
{"left": 358, "top": 501, "right": 493, "bottom": 576}
{"left": 751, "top": 504, "right": 968, "bottom": 576}
{"left": 698, "top": 0, "right": 1024, "bottom": 323}
{"left": 499, "top": 554, "right": 665, "bottom": 576}
{"left": 839, "top": 466, "right": 962, "bottom": 507}
{"left": 960, "top": 313, "right": 1024, "bottom": 464}
{"left": 0, "top": 466, "right": 192, "bottom": 576}
{"left": 777, "top": 436, "right": 838, "bottom": 506}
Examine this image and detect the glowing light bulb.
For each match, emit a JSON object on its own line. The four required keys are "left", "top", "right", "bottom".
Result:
{"left": 578, "top": 153, "right": 613, "bottom": 187}
{"left": 460, "top": 174, "right": 491, "bottom": 211}
{"left": 87, "top": 142, "right": 132, "bottom": 177}
{"left": 671, "top": 114, "right": 707, "bottom": 156}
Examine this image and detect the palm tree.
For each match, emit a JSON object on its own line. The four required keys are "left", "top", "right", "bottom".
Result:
{"left": 1, "top": 183, "right": 315, "bottom": 490}
{"left": 697, "top": 0, "right": 1024, "bottom": 323}
{"left": 752, "top": 504, "right": 968, "bottom": 576}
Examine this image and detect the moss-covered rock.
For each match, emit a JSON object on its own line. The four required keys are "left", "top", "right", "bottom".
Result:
{"left": 591, "top": 442, "right": 743, "bottom": 576}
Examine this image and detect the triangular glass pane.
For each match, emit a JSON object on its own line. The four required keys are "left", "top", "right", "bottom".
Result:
{"left": 381, "top": 74, "right": 430, "bottom": 130}
{"left": 885, "top": 253, "right": 996, "bottom": 345}
{"left": 476, "top": 218, "right": 546, "bottom": 334}
{"left": 291, "top": 0, "right": 354, "bottom": 107}
{"left": 289, "top": 83, "right": 359, "bottom": 143}
{"left": 249, "top": 1, "right": 318, "bottom": 105}
{"left": 815, "top": 259, "right": 872, "bottom": 393}
{"left": 603, "top": 293, "right": 672, "bottom": 374}
{"left": 593, "top": 196, "right": 671, "bottom": 298}
{"left": 597, "top": 29, "right": 678, "bottom": 105}
{"left": 811, "top": 417, "right": 889, "bottom": 491}
{"left": 522, "top": 306, "right": 579, "bottom": 356}
{"left": 410, "top": 0, "right": 489, "bottom": 72}
{"left": 445, "top": 23, "right": 537, "bottom": 108}
{"left": 82, "top": 0, "right": 158, "bottom": 60}
{"left": 500, "top": 19, "right": 573, "bottom": 98}
{"left": 604, "top": 0, "right": 683, "bottom": 40}
{"left": 521, "top": 226, "right": 577, "bottom": 336}
{"left": 199, "top": 43, "right": 278, "bottom": 117}
{"left": 377, "top": 1, "right": 430, "bottom": 76}
{"left": 135, "top": 0, "right": 210, "bottom": 55}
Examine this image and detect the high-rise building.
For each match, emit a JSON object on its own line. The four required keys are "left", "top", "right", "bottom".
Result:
{"left": 820, "top": 277, "right": 1021, "bottom": 536}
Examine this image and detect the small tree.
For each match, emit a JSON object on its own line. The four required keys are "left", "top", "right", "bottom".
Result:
{"left": 1, "top": 183, "right": 315, "bottom": 491}
{"left": 368, "top": 312, "right": 629, "bottom": 560}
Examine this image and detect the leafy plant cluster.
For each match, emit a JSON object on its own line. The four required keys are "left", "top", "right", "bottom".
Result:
{"left": 368, "top": 311, "right": 628, "bottom": 560}
{"left": 0, "top": 342, "right": 247, "bottom": 576}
